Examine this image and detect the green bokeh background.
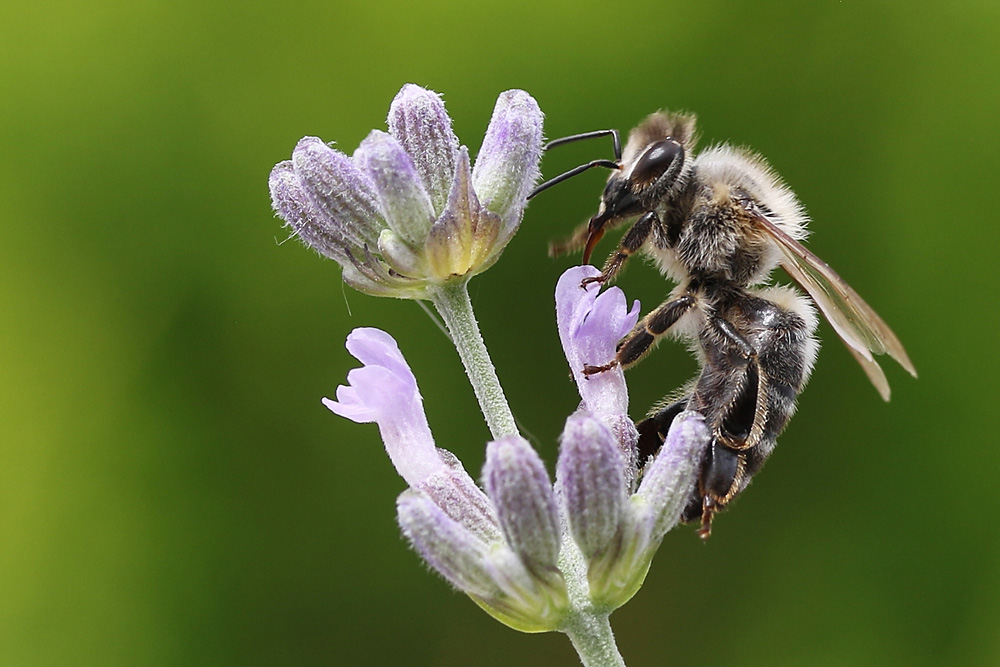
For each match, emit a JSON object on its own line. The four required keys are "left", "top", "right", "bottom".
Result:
{"left": 3, "top": 1, "right": 998, "bottom": 665}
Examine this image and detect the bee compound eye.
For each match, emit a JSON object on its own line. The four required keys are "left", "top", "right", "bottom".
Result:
{"left": 632, "top": 139, "right": 684, "bottom": 185}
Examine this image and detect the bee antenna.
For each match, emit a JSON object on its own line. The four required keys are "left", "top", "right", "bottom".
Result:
{"left": 544, "top": 128, "right": 622, "bottom": 159}
{"left": 528, "top": 128, "right": 623, "bottom": 200}
{"left": 528, "top": 159, "right": 620, "bottom": 200}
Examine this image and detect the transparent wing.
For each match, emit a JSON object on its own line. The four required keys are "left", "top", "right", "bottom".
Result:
{"left": 754, "top": 213, "right": 916, "bottom": 400}
{"left": 845, "top": 340, "right": 892, "bottom": 402}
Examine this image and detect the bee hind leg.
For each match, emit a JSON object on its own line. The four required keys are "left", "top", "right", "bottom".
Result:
{"left": 635, "top": 396, "right": 691, "bottom": 467}
{"left": 707, "top": 316, "right": 770, "bottom": 451}
{"left": 697, "top": 440, "right": 746, "bottom": 540}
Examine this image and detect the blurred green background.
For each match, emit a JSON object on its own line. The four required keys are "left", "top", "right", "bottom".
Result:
{"left": 2, "top": 1, "right": 998, "bottom": 665}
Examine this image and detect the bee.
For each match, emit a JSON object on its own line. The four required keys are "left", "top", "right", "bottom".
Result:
{"left": 531, "top": 111, "right": 916, "bottom": 538}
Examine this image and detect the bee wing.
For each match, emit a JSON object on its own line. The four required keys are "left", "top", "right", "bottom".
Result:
{"left": 753, "top": 214, "right": 917, "bottom": 400}
{"left": 845, "top": 341, "right": 892, "bottom": 402}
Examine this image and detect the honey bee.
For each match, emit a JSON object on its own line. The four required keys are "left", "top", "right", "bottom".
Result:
{"left": 531, "top": 111, "right": 916, "bottom": 537}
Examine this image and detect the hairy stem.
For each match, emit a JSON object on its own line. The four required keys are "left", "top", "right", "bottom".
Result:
{"left": 558, "top": 526, "right": 627, "bottom": 667}
{"left": 562, "top": 612, "right": 627, "bottom": 667}
{"left": 429, "top": 280, "right": 518, "bottom": 439}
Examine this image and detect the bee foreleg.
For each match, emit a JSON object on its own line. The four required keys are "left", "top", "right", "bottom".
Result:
{"left": 548, "top": 219, "right": 592, "bottom": 257}
{"left": 582, "top": 211, "right": 659, "bottom": 287}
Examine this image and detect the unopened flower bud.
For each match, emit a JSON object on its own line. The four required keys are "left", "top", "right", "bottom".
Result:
{"left": 484, "top": 436, "right": 561, "bottom": 572}
{"left": 556, "top": 412, "right": 626, "bottom": 560}
{"left": 270, "top": 84, "right": 543, "bottom": 299}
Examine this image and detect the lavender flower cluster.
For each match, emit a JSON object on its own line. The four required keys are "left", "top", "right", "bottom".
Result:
{"left": 326, "top": 267, "right": 707, "bottom": 631}
{"left": 270, "top": 84, "right": 542, "bottom": 299}
{"left": 270, "top": 84, "right": 711, "bottom": 662}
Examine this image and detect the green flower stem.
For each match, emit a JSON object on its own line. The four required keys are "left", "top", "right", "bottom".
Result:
{"left": 558, "top": 529, "right": 627, "bottom": 667}
{"left": 563, "top": 613, "right": 626, "bottom": 667}
{"left": 429, "top": 279, "right": 518, "bottom": 439}
{"left": 431, "top": 279, "right": 626, "bottom": 665}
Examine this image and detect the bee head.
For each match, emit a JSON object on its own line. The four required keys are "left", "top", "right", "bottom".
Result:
{"left": 582, "top": 115, "right": 695, "bottom": 263}
{"left": 624, "top": 110, "right": 697, "bottom": 193}
{"left": 582, "top": 139, "right": 688, "bottom": 262}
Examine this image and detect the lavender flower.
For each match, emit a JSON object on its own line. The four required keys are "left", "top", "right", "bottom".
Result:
{"left": 325, "top": 328, "right": 567, "bottom": 632}
{"left": 556, "top": 265, "right": 643, "bottom": 489}
{"left": 270, "top": 84, "right": 543, "bottom": 299}
{"left": 324, "top": 328, "right": 499, "bottom": 542}
{"left": 272, "top": 84, "right": 543, "bottom": 440}
{"left": 324, "top": 267, "right": 710, "bottom": 653}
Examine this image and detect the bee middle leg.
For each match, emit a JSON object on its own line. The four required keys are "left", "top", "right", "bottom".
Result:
{"left": 583, "top": 292, "right": 697, "bottom": 375}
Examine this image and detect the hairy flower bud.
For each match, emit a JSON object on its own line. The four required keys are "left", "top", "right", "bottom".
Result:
{"left": 270, "top": 84, "right": 543, "bottom": 298}
{"left": 484, "top": 436, "right": 561, "bottom": 572}
{"left": 556, "top": 412, "right": 626, "bottom": 560}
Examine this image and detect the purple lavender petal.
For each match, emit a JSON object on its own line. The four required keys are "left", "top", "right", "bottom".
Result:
{"left": 269, "top": 161, "right": 352, "bottom": 263}
{"left": 555, "top": 266, "right": 640, "bottom": 421}
{"left": 327, "top": 383, "right": 373, "bottom": 422}
{"left": 483, "top": 436, "right": 561, "bottom": 570}
{"left": 471, "top": 90, "right": 543, "bottom": 236}
{"left": 556, "top": 412, "right": 626, "bottom": 559}
{"left": 290, "top": 137, "right": 383, "bottom": 248}
{"left": 354, "top": 130, "right": 435, "bottom": 248}
{"left": 323, "top": 328, "right": 446, "bottom": 487}
{"left": 387, "top": 84, "right": 459, "bottom": 216}
{"left": 343, "top": 327, "right": 414, "bottom": 390}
